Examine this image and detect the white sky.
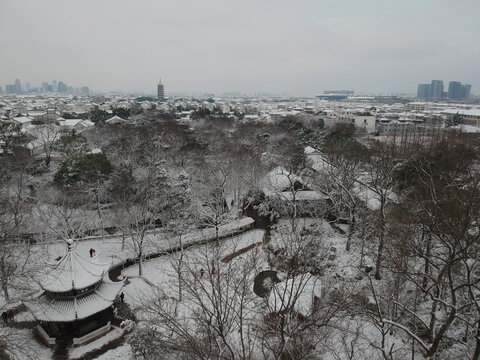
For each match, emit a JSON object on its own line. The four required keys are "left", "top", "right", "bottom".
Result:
{"left": 0, "top": 0, "right": 479, "bottom": 95}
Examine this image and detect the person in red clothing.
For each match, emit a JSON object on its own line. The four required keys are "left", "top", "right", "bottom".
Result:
{"left": 211, "top": 267, "right": 216, "bottom": 274}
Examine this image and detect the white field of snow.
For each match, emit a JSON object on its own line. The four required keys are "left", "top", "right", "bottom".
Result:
{"left": 94, "top": 343, "right": 132, "bottom": 360}
{"left": 69, "top": 326, "right": 125, "bottom": 360}
{"left": 122, "top": 229, "right": 266, "bottom": 305}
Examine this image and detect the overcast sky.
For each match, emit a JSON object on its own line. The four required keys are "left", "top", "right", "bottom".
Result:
{"left": 1, "top": 0, "right": 479, "bottom": 96}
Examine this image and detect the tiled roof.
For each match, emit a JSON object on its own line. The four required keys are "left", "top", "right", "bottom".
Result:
{"left": 28, "top": 278, "right": 124, "bottom": 322}
{"left": 40, "top": 239, "right": 111, "bottom": 293}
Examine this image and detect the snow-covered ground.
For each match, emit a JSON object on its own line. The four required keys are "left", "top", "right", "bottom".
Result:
{"left": 94, "top": 343, "right": 133, "bottom": 360}
{"left": 69, "top": 326, "right": 125, "bottom": 360}
{"left": 122, "top": 229, "right": 266, "bottom": 311}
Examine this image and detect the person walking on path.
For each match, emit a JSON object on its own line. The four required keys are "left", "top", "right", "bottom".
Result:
{"left": 120, "top": 292, "right": 125, "bottom": 303}
{"left": 89, "top": 248, "right": 96, "bottom": 257}
{"left": 200, "top": 268, "right": 205, "bottom": 277}
{"left": 2, "top": 311, "right": 7, "bottom": 323}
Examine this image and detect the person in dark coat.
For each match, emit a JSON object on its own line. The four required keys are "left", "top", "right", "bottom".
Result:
{"left": 89, "top": 248, "right": 93, "bottom": 257}
{"left": 120, "top": 292, "right": 125, "bottom": 303}
{"left": 2, "top": 311, "right": 7, "bottom": 323}
{"left": 200, "top": 268, "right": 205, "bottom": 277}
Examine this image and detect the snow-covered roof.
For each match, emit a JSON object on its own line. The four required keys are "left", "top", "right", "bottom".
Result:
{"left": 279, "top": 191, "right": 329, "bottom": 202}
{"left": 13, "top": 116, "right": 33, "bottom": 124}
{"left": 306, "top": 153, "right": 329, "bottom": 173}
{"left": 79, "top": 120, "right": 94, "bottom": 127}
{"left": 304, "top": 146, "right": 320, "bottom": 155}
{"left": 28, "top": 278, "right": 123, "bottom": 322}
{"left": 59, "top": 119, "right": 82, "bottom": 127}
{"left": 263, "top": 167, "right": 305, "bottom": 194}
{"left": 105, "top": 115, "right": 125, "bottom": 124}
{"left": 442, "top": 109, "right": 480, "bottom": 117}
{"left": 39, "top": 239, "right": 112, "bottom": 293}
{"left": 28, "top": 111, "right": 46, "bottom": 116}
{"left": 268, "top": 276, "right": 322, "bottom": 316}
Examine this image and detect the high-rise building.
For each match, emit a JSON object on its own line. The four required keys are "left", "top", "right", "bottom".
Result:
{"left": 14, "top": 79, "right": 21, "bottom": 93}
{"left": 460, "top": 84, "right": 471, "bottom": 100}
{"left": 448, "top": 81, "right": 461, "bottom": 99}
{"left": 429, "top": 80, "right": 443, "bottom": 101}
{"left": 58, "top": 81, "right": 67, "bottom": 93}
{"left": 447, "top": 81, "right": 471, "bottom": 100}
{"left": 157, "top": 78, "right": 165, "bottom": 101}
{"left": 417, "top": 84, "right": 430, "bottom": 100}
{"left": 5, "top": 84, "right": 16, "bottom": 93}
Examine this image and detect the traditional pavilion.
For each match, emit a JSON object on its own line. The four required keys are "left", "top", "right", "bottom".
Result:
{"left": 27, "top": 239, "right": 124, "bottom": 345}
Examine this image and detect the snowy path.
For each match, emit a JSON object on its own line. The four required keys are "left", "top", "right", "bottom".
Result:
{"left": 36, "top": 217, "right": 255, "bottom": 270}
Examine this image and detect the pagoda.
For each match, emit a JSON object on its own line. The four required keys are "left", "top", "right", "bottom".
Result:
{"left": 27, "top": 239, "right": 124, "bottom": 346}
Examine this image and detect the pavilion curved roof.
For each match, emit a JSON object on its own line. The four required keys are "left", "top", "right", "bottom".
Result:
{"left": 40, "top": 239, "right": 112, "bottom": 293}
{"left": 28, "top": 277, "right": 124, "bottom": 322}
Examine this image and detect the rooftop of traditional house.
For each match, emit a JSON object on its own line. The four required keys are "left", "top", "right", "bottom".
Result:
{"left": 27, "top": 239, "right": 124, "bottom": 323}
{"left": 40, "top": 239, "right": 111, "bottom": 293}
{"left": 28, "top": 278, "right": 123, "bottom": 322}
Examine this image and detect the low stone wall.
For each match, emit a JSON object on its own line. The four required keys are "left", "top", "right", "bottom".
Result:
{"left": 36, "top": 325, "right": 55, "bottom": 347}
{"left": 73, "top": 322, "right": 111, "bottom": 347}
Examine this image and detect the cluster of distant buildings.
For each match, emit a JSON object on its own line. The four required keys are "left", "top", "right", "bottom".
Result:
{"left": 417, "top": 80, "right": 471, "bottom": 101}
{"left": 1, "top": 78, "right": 89, "bottom": 96}
{"left": 1, "top": 76, "right": 479, "bottom": 159}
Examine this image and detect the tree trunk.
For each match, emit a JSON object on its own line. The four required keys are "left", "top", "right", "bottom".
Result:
{"left": 178, "top": 235, "right": 183, "bottom": 302}
{"left": 360, "top": 221, "right": 366, "bottom": 267}
{"left": 2, "top": 284, "right": 9, "bottom": 302}
{"left": 374, "top": 228, "right": 385, "bottom": 280}
{"left": 95, "top": 188, "right": 104, "bottom": 241}
{"left": 346, "top": 206, "right": 356, "bottom": 251}
{"left": 138, "top": 251, "right": 143, "bottom": 276}
{"left": 374, "top": 195, "right": 386, "bottom": 280}
{"left": 428, "top": 299, "right": 437, "bottom": 342}
{"left": 423, "top": 230, "right": 432, "bottom": 290}
{"left": 471, "top": 321, "right": 480, "bottom": 360}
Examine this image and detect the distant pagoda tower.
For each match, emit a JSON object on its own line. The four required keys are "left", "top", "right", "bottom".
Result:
{"left": 27, "top": 239, "right": 124, "bottom": 346}
{"left": 157, "top": 78, "right": 165, "bottom": 101}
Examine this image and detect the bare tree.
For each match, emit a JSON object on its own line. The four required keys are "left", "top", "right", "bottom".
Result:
{"left": 30, "top": 123, "right": 59, "bottom": 166}
{"left": 320, "top": 141, "right": 366, "bottom": 251}
{"left": 130, "top": 236, "right": 263, "bottom": 359}
{"left": 0, "top": 173, "right": 34, "bottom": 301}
{"left": 366, "top": 139, "right": 480, "bottom": 359}
{"left": 359, "top": 143, "right": 396, "bottom": 280}
{"left": 190, "top": 159, "right": 233, "bottom": 244}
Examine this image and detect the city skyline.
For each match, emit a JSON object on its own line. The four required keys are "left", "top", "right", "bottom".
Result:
{"left": 1, "top": 0, "right": 479, "bottom": 96}
{"left": 2, "top": 78, "right": 89, "bottom": 95}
